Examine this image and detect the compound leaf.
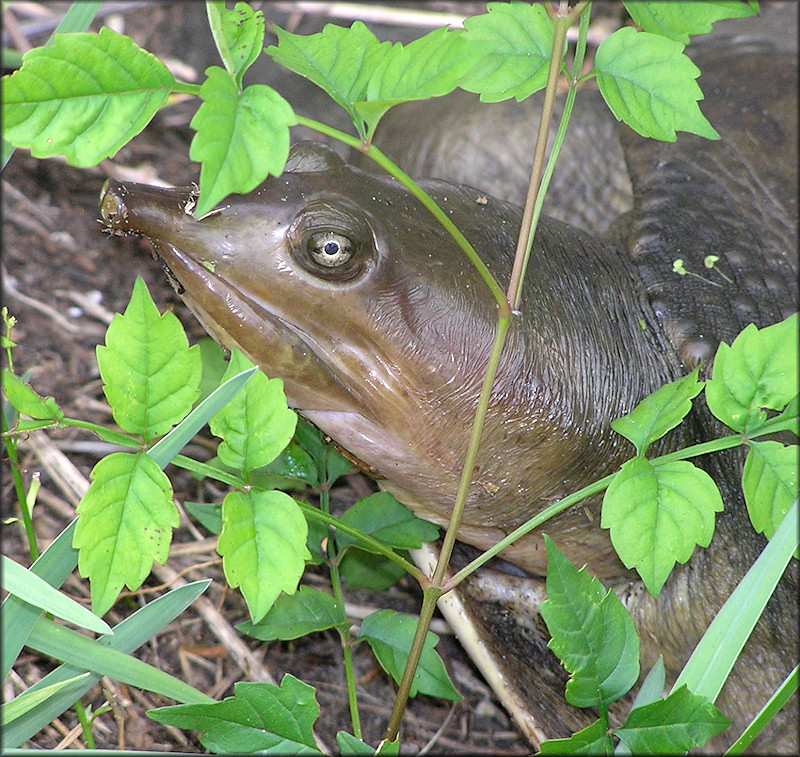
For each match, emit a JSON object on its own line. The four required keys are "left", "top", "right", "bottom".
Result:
{"left": 359, "top": 610, "right": 460, "bottom": 701}
{"left": 73, "top": 451, "right": 178, "bottom": 616}
{"left": 705, "top": 314, "right": 798, "bottom": 433}
{"left": 148, "top": 677, "right": 321, "bottom": 754}
{"left": 540, "top": 536, "right": 639, "bottom": 709}
{"left": 595, "top": 27, "right": 719, "bottom": 141}
{"left": 2, "top": 27, "right": 175, "bottom": 166}
{"left": 97, "top": 277, "right": 201, "bottom": 442}
{"left": 460, "top": 1, "right": 554, "bottom": 102}
{"left": 190, "top": 67, "right": 296, "bottom": 217}
{"left": 218, "top": 489, "right": 310, "bottom": 622}
{"left": 602, "top": 458, "right": 723, "bottom": 596}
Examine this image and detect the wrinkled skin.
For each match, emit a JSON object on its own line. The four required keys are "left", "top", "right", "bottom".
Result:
{"left": 100, "top": 10, "right": 798, "bottom": 753}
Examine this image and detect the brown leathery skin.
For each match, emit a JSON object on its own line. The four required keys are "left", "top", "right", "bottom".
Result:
{"left": 99, "top": 12, "right": 798, "bottom": 753}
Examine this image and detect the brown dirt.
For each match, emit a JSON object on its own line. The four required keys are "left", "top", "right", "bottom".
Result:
{"left": 1, "top": 2, "right": 538, "bottom": 753}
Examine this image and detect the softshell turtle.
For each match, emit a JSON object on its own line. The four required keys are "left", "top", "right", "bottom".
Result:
{"left": 99, "top": 9, "right": 798, "bottom": 752}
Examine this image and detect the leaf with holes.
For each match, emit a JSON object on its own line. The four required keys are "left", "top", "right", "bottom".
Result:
{"left": 73, "top": 452, "right": 178, "bottom": 616}
{"left": 97, "top": 277, "right": 201, "bottom": 443}
{"left": 207, "top": 1, "right": 265, "bottom": 90}
{"left": 2, "top": 28, "right": 175, "bottom": 166}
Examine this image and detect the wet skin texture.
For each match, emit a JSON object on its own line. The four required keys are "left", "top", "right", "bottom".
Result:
{"left": 100, "top": 23, "right": 798, "bottom": 753}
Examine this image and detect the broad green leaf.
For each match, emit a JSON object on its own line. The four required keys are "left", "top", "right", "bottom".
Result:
{"left": 147, "top": 366, "right": 257, "bottom": 469}
{"left": 190, "top": 67, "right": 296, "bottom": 217}
{"left": 267, "top": 22, "right": 388, "bottom": 138}
{"left": 218, "top": 489, "right": 310, "bottom": 622}
{"left": 673, "top": 499, "right": 797, "bottom": 703}
{"left": 540, "top": 536, "right": 639, "bottom": 708}
{"left": 184, "top": 502, "right": 223, "bottom": 535}
{"left": 614, "top": 685, "right": 729, "bottom": 754}
{"left": 1, "top": 673, "right": 90, "bottom": 726}
{"left": 595, "top": 27, "right": 719, "bottom": 142}
{"left": 1, "top": 368, "right": 63, "bottom": 421}
{"left": 206, "top": 1, "right": 265, "bottom": 89}
{"left": 73, "top": 451, "right": 178, "bottom": 616}
{"left": 337, "top": 731, "right": 399, "bottom": 755}
{"left": 25, "top": 615, "right": 210, "bottom": 705}
{"left": 602, "top": 458, "right": 723, "bottom": 596}
{"left": 743, "top": 440, "right": 798, "bottom": 541}
{"left": 340, "top": 550, "right": 407, "bottom": 592}
{"left": 359, "top": 610, "right": 460, "bottom": 701}
{"left": 705, "top": 315, "right": 798, "bottom": 433}
{"left": 148, "top": 676, "right": 321, "bottom": 754}
{"left": 237, "top": 585, "right": 347, "bottom": 641}
{"left": 209, "top": 349, "right": 297, "bottom": 475}
{"left": 538, "top": 718, "right": 613, "bottom": 754}
{"left": 258, "top": 441, "right": 319, "bottom": 489}
{"left": 336, "top": 492, "right": 439, "bottom": 551}
{"left": 4, "top": 578, "right": 210, "bottom": 748}
{"left": 292, "top": 415, "right": 353, "bottom": 485}
{"left": 1, "top": 28, "right": 175, "bottom": 165}
{"left": 196, "top": 336, "right": 230, "bottom": 405}
{"left": 611, "top": 367, "right": 703, "bottom": 455}
{"left": 97, "top": 277, "right": 201, "bottom": 442}
{"left": 357, "top": 27, "right": 482, "bottom": 136}
{"left": 624, "top": 1, "right": 758, "bottom": 44}
{"left": 1, "top": 555, "right": 111, "bottom": 635}
{"left": 460, "top": 1, "right": 554, "bottom": 102}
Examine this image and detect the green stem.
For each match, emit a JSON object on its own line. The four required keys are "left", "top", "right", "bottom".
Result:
{"left": 295, "top": 116, "right": 510, "bottom": 317}
{"left": 74, "top": 699, "right": 95, "bottom": 749}
{"left": 1, "top": 415, "right": 39, "bottom": 560}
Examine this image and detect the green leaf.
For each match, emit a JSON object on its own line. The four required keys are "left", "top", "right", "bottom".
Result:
{"left": 209, "top": 349, "right": 297, "bottom": 475}
{"left": 1, "top": 555, "right": 111, "bottom": 635}
{"left": 340, "top": 550, "right": 407, "bottom": 592}
{"left": 356, "top": 27, "right": 481, "bottom": 136}
{"left": 459, "top": 1, "right": 554, "bottom": 102}
{"left": 237, "top": 585, "right": 347, "bottom": 641}
{"left": 743, "top": 440, "right": 798, "bottom": 541}
{"left": 540, "top": 536, "right": 639, "bottom": 709}
{"left": 266, "top": 22, "right": 388, "bottom": 138}
{"left": 1, "top": 368, "right": 63, "bottom": 421}
{"left": 624, "top": 1, "right": 758, "bottom": 44}
{"left": 184, "top": 502, "right": 223, "bottom": 535}
{"left": 97, "top": 277, "right": 201, "bottom": 442}
{"left": 611, "top": 367, "right": 703, "bottom": 455}
{"left": 336, "top": 493, "right": 439, "bottom": 551}
{"left": 614, "top": 685, "right": 729, "bottom": 754}
{"left": 73, "top": 451, "right": 178, "bottom": 616}
{"left": 4, "top": 578, "right": 210, "bottom": 747}
{"left": 1, "top": 673, "right": 90, "bottom": 727}
{"left": 359, "top": 610, "right": 460, "bottom": 701}
{"left": 538, "top": 717, "right": 613, "bottom": 754}
{"left": 218, "top": 489, "right": 310, "bottom": 622}
{"left": 595, "top": 27, "right": 719, "bottom": 142}
{"left": 336, "top": 731, "right": 396, "bottom": 756}
{"left": 206, "top": 1, "right": 265, "bottom": 90}
{"left": 196, "top": 336, "right": 230, "bottom": 405}
{"left": 1, "top": 27, "right": 175, "bottom": 166}
{"left": 602, "top": 458, "right": 723, "bottom": 596}
{"left": 147, "top": 676, "right": 321, "bottom": 754}
{"left": 147, "top": 365, "right": 257, "bottom": 469}
{"left": 672, "top": 499, "right": 798, "bottom": 702}
{"left": 705, "top": 315, "right": 798, "bottom": 433}
{"left": 261, "top": 441, "right": 319, "bottom": 488}
{"left": 632, "top": 656, "right": 666, "bottom": 710}
{"left": 190, "top": 66, "right": 296, "bottom": 217}
{"left": 25, "top": 614, "right": 211, "bottom": 705}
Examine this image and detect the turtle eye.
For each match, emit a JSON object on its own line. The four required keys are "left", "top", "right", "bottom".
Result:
{"left": 307, "top": 232, "right": 354, "bottom": 267}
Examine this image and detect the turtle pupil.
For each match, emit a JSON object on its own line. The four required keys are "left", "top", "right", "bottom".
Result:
{"left": 324, "top": 241, "right": 339, "bottom": 255}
